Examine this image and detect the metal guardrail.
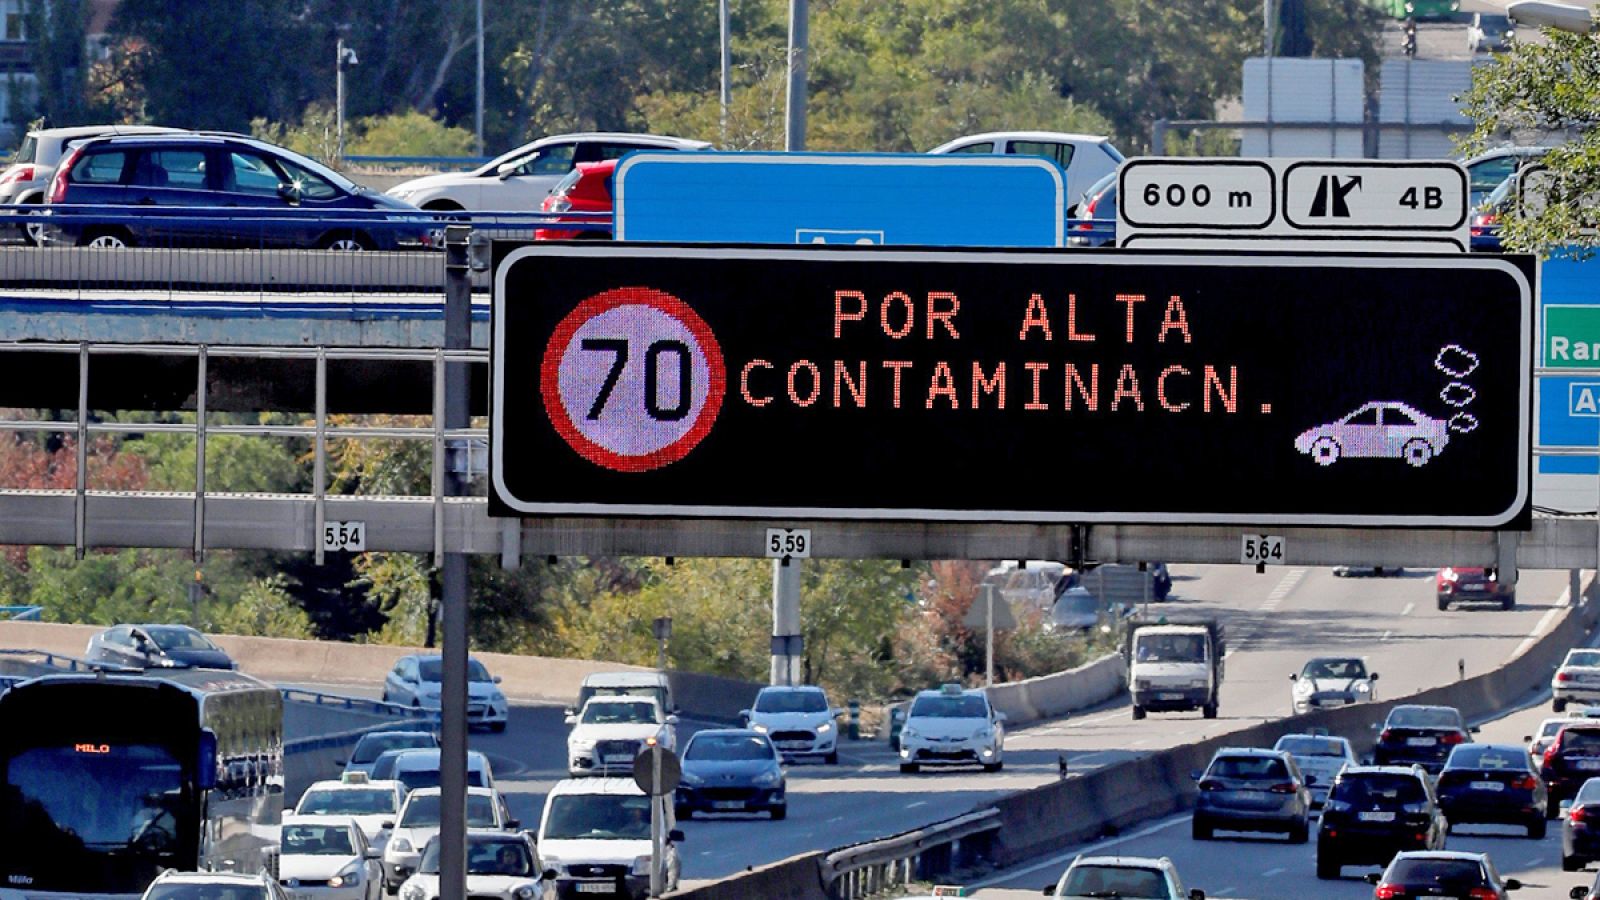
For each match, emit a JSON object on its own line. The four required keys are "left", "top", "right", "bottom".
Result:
{"left": 821, "top": 807, "right": 1001, "bottom": 899}
{"left": 277, "top": 685, "right": 441, "bottom": 722}
{"left": 0, "top": 646, "right": 138, "bottom": 673}
{"left": 0, "top": 605, "right": 42, "bottom": 620}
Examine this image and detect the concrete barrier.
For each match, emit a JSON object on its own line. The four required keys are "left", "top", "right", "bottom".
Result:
{"left": 666, "top": 851, "right": 829, "bottom": 900}
{"left": 986, "top": 653, "right": 1126, "bottom": 725}
{"left": 0, "top": 621, "right": 765, "bottom": 714}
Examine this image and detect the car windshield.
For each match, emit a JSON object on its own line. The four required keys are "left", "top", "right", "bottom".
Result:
{"left": 582, "top": 700, "right": 658, "bottom": 724}
{"left": 12, "top": 134, "right": 37, "bottom": 164}
{"left": 398, "top": 794, "right": 497, "bottom": 827}
{"left": 397, "top": 764, "right": 487, "bottom": 793}
{"left": 1561, "top": 729, "right": 1600, "bottom": 753}
{"left": 685, "top": 735, "right": 774, "bottom": 762}
{"left": 542, "top": 794, "right": 651, "bottom": 840}
{"left": 754, "top": 691, "right": 828, "bottom": 714}
{"left": 1302, "top": 659, "right": 1365, "bottom": 679}
{"left": 1335, "top": 774, "right": 1426, "bottom": 804}
{"left": 1134, "top": 633, "right": 1206, "bottom": 663}
{"left": 1276, "top": 737, "right": 1346, "bottom": 758}
{"left": 909, "top": 695, "right": 988, "bottom": 719}
{"left": 1576, "top": 779, "right": 1600, "bottom": 805}
{"left": 1060, "top": 865, "right": 1167, "bottom": 899}
{"left": 416, "top": 659, "right": 492, "bottom": 683}
{"left": 144, "top": 886, "right": 268, "bottom": 900}
{"left": 296, "top": 788, "right": 395, "bottom": 815}
{"left": 145, "top": 627, "right": 217, "bottom": 651}
{"left": 1479, "top": 14, "right": 1510, "bottom": 34}
{"left": 283, "top": 824, "right": 355, "bottom": 856}
{"left": 370, "top": 752, "right": 403, "bottom": 781}
{"left": 351, "top": 732, "right": 435, "bottom": 764}
{"left": 420, "top": 838, "right": 531, "bottom": 876}
{"left": 1384, "top": 858, "right": 1484, "bottom": 887}
{"left": 1389, "top": 707, "right": 1462, "bottom": 729}
{"left": 1447, "top": 745, "right": 1527, "bottom": 770}
{"left": 1570, "top": 651, "right": 1600, "bottom": 668}
{"left": 1208, "top": 756, "right": 1287, "bottom": 780}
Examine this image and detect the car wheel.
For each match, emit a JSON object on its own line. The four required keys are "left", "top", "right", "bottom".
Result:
{"left": 1310, "top": 436, "right": 1341, "bottom": 466}
{"left": 1565, "top": 853, "right": 1584, "bottom": 871}
{"left": 489, "top": 721, "right": 507, "bottom": 733}
{"left": 1502, "top": 595, "right": 1515, "bottom": 611}
{"left": 1529, "top": 817, "right": 1547, "bottom": 839}
{"left": 1315, "top": 852, "right": 1341, "bottom": 880}
{"left": 1549, "top": 799, "right": 1563, "bottom": 820}
{"left": 319, "top": 231, "right": 374, "bottom": 251}
{"left": 983, "top": 761, "right": 1003, "bottom": 773}
{"left": 1438, "top": 596, "right": 1451, "bottom": 611}
{"left": 1191, "top": 816, "right": 1212, "bottom": 841}
{"left": 1557, "top": 698, "right": 1570, "bottom": 713}
{"left": 20, "top": 200, "right": 44, "bottom": 247}
{"left": 79, "top": 227, "right": 133, "bottom": 249}
{"left": 899, "top": 762, "right": 918, "bottom": 774}
{"left": 825, "top": 751, "right": 839, "bottom": 765}
{"left": 1131, "top": 705, "right": 1146, "bottom": 721}
{"left": 770, "top": 805, "right": 786, "bottom": 821}
{"left": 1402, "top": 437, "right": 1435, "bottom": 467}
{"left": 1202, "top": 702, "right": 1218, "bottom": 719}
{"left": 1289, "top": 820, "right": 1309, "bottom": 844}
{"left": 675, "top": 805, "right": 691, "bottom": 820}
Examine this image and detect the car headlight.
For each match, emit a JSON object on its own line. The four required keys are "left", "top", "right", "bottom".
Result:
{"left": 816, "top": 722, "right": 833, "bottom": 734}
{"left": 750, "top": 722, "right": 769, "bottom": 733}
{"left": 680, "top": 770, "right": 704, "bottom": 786}
{"left": 632, "top": 855, "right": 652, "bottom": 876}
{"left": 972, "top": 728, "right": 992, "bottom": 741}
{"left": 1135, "top": 680, "right": 1152, "bottom": 691}
{"left": 1187, "top": 680, "right": 1208, "bottom": 690}
{"left": 569, "top": 738, "right": 595, "bottom": 752}
{"left": 400, "top": 882, "right": 425, "bottom": 900}
{"left": 329, "top": 863, "right": 361, "bottom": 888}
{"left": 391, "top": 838, "right": 412, "bottom": 853}
{"left": 753, "top": 769, "right": 782, "bottom": 787}
{"left": 901, "top": 726, "right": 919, "bottom": 740}
{"left": 1293, "top": 681, "right": 1312, "bottom": 694}
{"left": 541, "top": 856, "right": 562, "bottom": 875}
{"left": 1355, "top": 682, "right": 1371, "bottom": 693}
{"left": 514, "top": 886, "right": 536, "bottom": 900}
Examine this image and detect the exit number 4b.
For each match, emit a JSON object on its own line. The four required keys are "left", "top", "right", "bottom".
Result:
{"left": 1241, "top": 534, "right": 1285, "bottom": 566}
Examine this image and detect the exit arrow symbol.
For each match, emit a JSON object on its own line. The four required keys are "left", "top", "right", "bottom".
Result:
{"left": 1309, "top": 175, "right": 1363, "bottom": 218}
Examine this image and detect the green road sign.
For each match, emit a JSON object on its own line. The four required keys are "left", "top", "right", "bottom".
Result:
{"left": 1546, "top": 306, "right": 1600, "bottom": 368}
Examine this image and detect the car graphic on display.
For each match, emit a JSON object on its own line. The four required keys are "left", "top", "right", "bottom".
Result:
{"left": 1294, "top": 402, "right": 1450, "bottom": 467}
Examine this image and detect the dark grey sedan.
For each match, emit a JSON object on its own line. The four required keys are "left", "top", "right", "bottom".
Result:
{"left": 674, "top": 729, "right": 787, "bottom": 820}
{"left": 83, "top": 623, "right": 235, "bottom": 670}
{"left": 1191, "top": 747, "right": 1313, "bottom": 842}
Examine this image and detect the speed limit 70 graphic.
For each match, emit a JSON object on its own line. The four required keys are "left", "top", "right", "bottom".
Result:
{"left": 539, "top": 286, "right": 726, "bottom": 473}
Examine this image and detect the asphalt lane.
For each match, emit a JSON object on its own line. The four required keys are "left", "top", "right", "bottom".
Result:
{"left": 971, "top": 574, "right": 1588, "bottom": 900}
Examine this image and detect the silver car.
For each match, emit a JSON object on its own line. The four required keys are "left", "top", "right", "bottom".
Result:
{"left": 1290, "top": 656, "right": 1378, "bottom": 714}
{"left": 1273, "top": 733, "right": 1356, "bottom": 808}
{"left": 1191, "top": 747, "right": 1313, "bottom": 842}
{"left": 0, "top": 124, "right": 181, "bottom": 243}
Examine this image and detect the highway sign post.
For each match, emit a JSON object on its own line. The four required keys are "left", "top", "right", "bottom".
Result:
{"left": 491, "top": 243, "right": 1533, "bottom": 529}
{"left": 615, "top": 151, "right": 1066, "bottom": 247}
{"left": 1117, "top": 158, "right": 1469, "bottom": 251}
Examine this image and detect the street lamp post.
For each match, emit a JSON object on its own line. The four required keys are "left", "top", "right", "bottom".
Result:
{"left": 335, "top": 38, "right": 359, "bottom": 160}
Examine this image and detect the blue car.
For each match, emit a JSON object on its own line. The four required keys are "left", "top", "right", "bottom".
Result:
{"left": 674, "top": 729, "right": 787, "bottom": 820}
{"left": 43, "top": 132, "right": 434, "bottom": 250}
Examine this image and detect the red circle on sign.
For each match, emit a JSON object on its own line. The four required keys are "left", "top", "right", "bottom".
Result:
{"left": 541, "top": 286, "right": 726, "bottom": 473}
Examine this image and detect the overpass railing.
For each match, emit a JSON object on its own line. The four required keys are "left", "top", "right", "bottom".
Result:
{"left": 0, "top": 605, "right": 42, "bottom": 620}
{"left": 821, "top": 808, "right": 1001, "bottom": 899}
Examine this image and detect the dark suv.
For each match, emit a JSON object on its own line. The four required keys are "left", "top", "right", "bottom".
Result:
{"left": 1316, "top": 764, "right": 1446, "bottom": 880}
{"left": 43, "top": 133, "right": 432, "bottom": 250}
{"left": 1543, "top": 723, "right": 1600, "bottom": 816}
{"left": 1373, "top": 704, "right": 1476, "bottom": 774}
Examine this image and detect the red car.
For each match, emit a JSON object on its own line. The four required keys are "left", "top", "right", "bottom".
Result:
{"left": 534, "top": 159, "right": 614, "bottom": 240}
{"left": 1436, "top": 566, "right": 1515, "bottom": 611}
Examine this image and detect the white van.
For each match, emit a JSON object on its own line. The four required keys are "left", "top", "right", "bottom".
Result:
{"left": 537, "top": 778, "right": 680, "bottom": 896}
{"left": 388, "top": 748, "right": 494, "bottom": 796}
{"left": 568, "top": 671, "right": 676, "bottom": 718}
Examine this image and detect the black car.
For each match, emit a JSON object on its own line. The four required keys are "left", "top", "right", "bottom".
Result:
{"left": 83, "top": 623, "right": 235, "bottom": 670}
{"left": 1436, "top": 743, "right": 1547, "bottom": 838}
{"left": 1316, "top": 765, "right": 1447, "bottom": 880}
{"left": 674, "top": 729, "right": 787, "bottom": 820}
{"left": 1367, "top": 851, "right": 1521, "bottom": 899}
{"left": 1563, "top": 775, "right": 1600, "bottom": 871}
{"left": 1373, "top": 704, "right": 1477, "bottom": 774}
{"left": 43, "top": 133, "right": 433, "bottom": 250}
{"left": 1544, "top": 724, "right": 1600, "bottom": 818}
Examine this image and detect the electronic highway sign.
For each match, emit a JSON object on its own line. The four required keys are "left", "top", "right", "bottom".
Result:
{"left": 1117, "top": 158, "right": 1469, "bottom": 252}
{"left": 490, "top": 243, "right": 1533, "bottom": 528}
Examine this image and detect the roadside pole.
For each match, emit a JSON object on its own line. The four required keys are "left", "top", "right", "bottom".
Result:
{"left": 983, "top": 583, "right": 995, "bottom": 688}
{"left": 772, "top": 560, "right": 802, "bottom": 685}
{"left": 439, "top": 225, "right": 473, "bottom": 900}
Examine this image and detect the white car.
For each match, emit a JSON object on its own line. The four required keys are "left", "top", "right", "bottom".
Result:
{"left": 1554, "top": 648, "right": 1600, "bottom": 712}
{"left": 385, "top": 132, "right": 711, "bottom": 211}
{"left": 1290, "top": 657, "right": 1378, "bottom": 714}
{"left": 381, "top": 654, "right": 509, "bottom": 731}
{"left": 1467, "top": 12, "right": 1514, "bottom": 53}
{"left": 141, "top": 870, "right": 292, "bottom": 900}
{"left": 742, "top": 685, "right": 841, "bottom": 763}
{"left": 279, "top": 815, "right": 383, "bottom": 900}
{"left": 0, "top": 124, "right": 183, "bottom": 244}
{"left": 538, "top": 777, "right": 681, "bottom": 898}
{"left": 381, "top": 787, "right": 516, "bottom": 892}
{"left": 397, "top": 831, "right": 552, "bottom": 900}
{"left": 1272, "top": 733, "right": 1356, "bottom": 808}
{"left": 1046, "top": 854, "right": 1204, "bottom": 900}
{"left": 566, "top": 695, "right": 677, "bottom": 777}
{"left": 897, "top": 684, "right": 1005, "bottom": 774}
{"left": 389, "top": 748, "right": 495, "bottom": 795}
{"left": 926, "top": 131, "right": 1124, "bottom": 213}
{"left": 1526, "top": 716, "right": 1584, "bottom": 761}
{"left": 1294, "top": 401, "right": 1450, "bottom": 467}
{"left": 292, "top": 774, "right": 404, "bottom": 849}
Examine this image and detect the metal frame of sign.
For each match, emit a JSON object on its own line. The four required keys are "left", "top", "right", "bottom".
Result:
{"left": 491, "top": 243, "right": 1533, "bottom": 528}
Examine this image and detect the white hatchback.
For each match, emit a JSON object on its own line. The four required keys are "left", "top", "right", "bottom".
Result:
{"left": 743, "top": 685, "right": 841, "bottom": 763}
{"left": 398, "top": 831, "right": 552, "bottom": 900}
{"left": 279, "top": 816, "right": 383, "bottom": 900}
{"left": 927, "top": 131, "right": 1124, "bottom": 213}
{"left": 381, "top": 787, "right": 516, "bottom": 892}
{"left": 385, "top": 132, "right": 710, "bottom": 212}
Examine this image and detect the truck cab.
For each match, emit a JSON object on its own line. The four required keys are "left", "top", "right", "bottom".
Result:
{"left": 1126, "top": 620, "right": 1225, "bottom": 720}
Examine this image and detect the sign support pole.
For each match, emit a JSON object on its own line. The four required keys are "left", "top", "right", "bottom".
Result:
{"left": 649, "top": 751, "right": 664, "bottom": 897}
{"left": 984, "top": 583, "right": 995, "bottom": 688}
{"left": 772, "top": 560, "right": 802, "bottom": 686}
{"left": 439, "top": 225, "right": 473, "bottom": 900}
{"left": 784, "top": 0, "right": 808, "bottom": 151}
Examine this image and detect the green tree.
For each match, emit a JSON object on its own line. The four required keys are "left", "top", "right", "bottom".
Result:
{"left": 1459, "top": 27, "right": 1600, "bottom": 256}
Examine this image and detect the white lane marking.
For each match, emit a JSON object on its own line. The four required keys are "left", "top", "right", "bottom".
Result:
{"left": 1400, "top": 602, "right": 1415, "bottom": 617}
{"left": 905, "top": 801, "right": 926, "bottom": 809}
{"left": 1382, "top": 630, "right": 1392, "bottom": 642}
{"left": 1509, "top": 590, "right": 1571, "bottom": 662}
{"left": 966, "top": 814, "right": 1188, "bottom": 887}
{"left": 1264, "top": 567, "right": 1308, "bottom": 604}
{"left": 826, "top": 816, "right": 845, "bottom": 823}
{"left": 1262, "top": 867, "right": 1284, "bottom": 877}
{"left": 1216, "top": 889, "right": 1235, "bottom": 896}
